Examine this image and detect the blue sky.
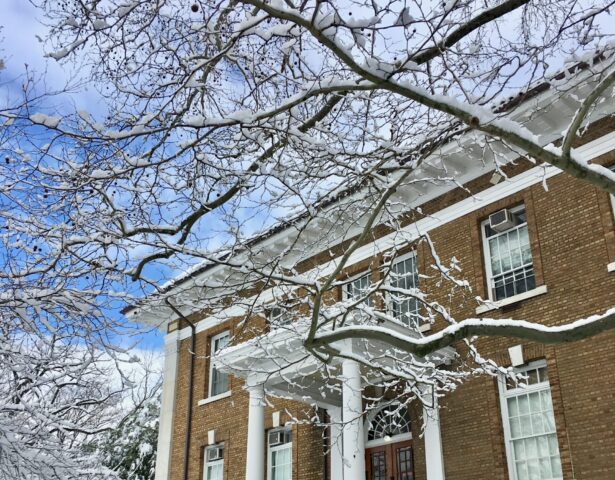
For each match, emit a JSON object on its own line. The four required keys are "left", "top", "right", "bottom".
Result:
{"left": 1, "top": 2, "right": 164, "bottom": 350}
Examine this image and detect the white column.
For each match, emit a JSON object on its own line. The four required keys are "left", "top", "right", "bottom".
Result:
{"left": 245, "top": 382, "right": 265, "bottom": 480}
{"left": 328, "top": 406, "right": 344, "bottom": 480}
{"left": 341, "top": 358, "right": 366, "bottom": 480}
{"left": 423, "top": 400, "right": 446, "bottom": 480}
{"left": 155, "top": 331, "right": 180, "bottom": 480}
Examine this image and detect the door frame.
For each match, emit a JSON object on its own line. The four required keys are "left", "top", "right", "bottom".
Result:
{"left": 365, "top": 439, "right": 414, "bottom": 480}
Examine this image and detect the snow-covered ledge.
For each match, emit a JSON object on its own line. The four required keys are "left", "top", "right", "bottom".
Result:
{"left": 197, "top": 390, "right": 232, "bottom": 406}
{"left": 608, "top": 262, "right": 615, "bottom": 273}
{"left": 476, "top": 285, "right": 548, "bottom": 314}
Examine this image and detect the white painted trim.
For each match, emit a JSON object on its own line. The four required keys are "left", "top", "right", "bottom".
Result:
{"left": 154, "top": 332, "right": 180, "bottom": 480}
{"left": 608, "top": 262, "right": 615, "bottom": 273}
{"left": 480, "top": 204, "right": 530, "bottom": 302}
{"left": 497, "top": 360, "right": 562, "bottom": 480}
{"left": 341, "top": 358, "right": 366, "bottom": 480}
{"left": 132, "top": 71, "right": 615, "bottom": 328}
{"left": 209, "top": 330, "right": 230, "bottom": 397}
{"left": 328, "top": 406, "right": 344, "bottom": 480}
{"left": 476, "top": 285, "right": 548, "bottom": 314}
{"left": 198, "top": 390, "right": 232, "bottom": 406}
{"left": 364, "top": 401, "right": 413, "bottom": 448}
{"left": 423, "top": 401, "right": 445, "bottom": 480}
{"left": 418, "top": 322, "right": 432, "bottom": 332}
{"left": 365, "top": 432, "right": 413, "bottom": 449}
{"left": 169, "top": 131, "right": 615, "bottom": 340}
{"left": 203, "top": 443, "right": 224, "bottom": 480}
{"left": 342, "top": 269, "right": 372, "bottom": 302}
{"left": 246, "top": 383, "right": 266, "bottom": 480}
{"left": 266, "top": 428, "right": 292, "bottom": 480}
{"left": 384, "top": 251, "right": 424, "bottom": 329}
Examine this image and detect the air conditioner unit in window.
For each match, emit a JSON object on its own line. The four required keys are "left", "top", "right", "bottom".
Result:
{"left": 489, "top": 208, "right": 515, "bottom": 232}
{"left": 269, "top": 431, "right": 284, "bottom": 446}
{"left": 206, "top": 446, "right": 223, "bottom": 462}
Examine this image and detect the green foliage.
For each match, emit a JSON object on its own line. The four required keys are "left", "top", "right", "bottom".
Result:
{"left": 91, "top": 396, "right": 159, "bottom": 480}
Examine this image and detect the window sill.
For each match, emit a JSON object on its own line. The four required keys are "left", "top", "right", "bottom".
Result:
{"left": 418, "top": 323, "right": 431, "bottom": 333}
{"left": 608, "top": 262, "right": 615, "bottom": 273}
{"left": 476, "top": 285, "right": 548, "bottom": 314}
{"left": 198, "top": 391, "right": 231, "bottom": 406}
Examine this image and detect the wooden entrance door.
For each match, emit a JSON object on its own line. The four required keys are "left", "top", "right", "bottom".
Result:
{"left": 366, "top": 440, "right": 414, "bottom": 480}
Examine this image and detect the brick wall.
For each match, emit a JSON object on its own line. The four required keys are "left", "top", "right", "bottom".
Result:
{"left": 166, "top": 119, "right": 615, "bottom": 480}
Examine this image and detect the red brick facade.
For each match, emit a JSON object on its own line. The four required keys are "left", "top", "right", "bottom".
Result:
{"left": 163, "top": 127, "right": 615, "bottom": 479}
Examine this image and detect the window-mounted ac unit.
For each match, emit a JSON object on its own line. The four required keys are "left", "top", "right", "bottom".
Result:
{"left": 489, "top": 209, "right": 515, "bottom": 233}
{"left": 269, "top": 431, "right": 284, "bottom": 446}
{"left": 207, "top": 446, "right": 223, "bottom": 462}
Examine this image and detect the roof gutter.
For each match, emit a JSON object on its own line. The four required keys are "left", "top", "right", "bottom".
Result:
{"left": 165, "top": 299, "right": 196, "bottom": 480}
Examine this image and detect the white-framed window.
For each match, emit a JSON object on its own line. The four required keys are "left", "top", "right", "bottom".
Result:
{"left": 482, "top": 205, "right": 536, "bottom": 301}
{"left": 267, "top": 428, "right": 292, "bottom": 480}
{"left": 267, "top": 305, "right": 291, "bottom": 328}
{"left": 610, "top": 166, "right": 615, "bottom": 216}
{"left": 387, "top": 252, "right": 420, "bottom": 327}
{"left": 498, "top": 361, "right": 563, "bottom": 480}
{"left": 208, "top": 331, "right": 230, "bottom": 397}
{"left": 203, "top": 443, "right": 224, "bottom": 480}
{"left": 343, "top": 271, "right": 373, "bottom": 306}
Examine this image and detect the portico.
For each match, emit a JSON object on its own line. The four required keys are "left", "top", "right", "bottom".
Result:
{"left": 216, "top": 328, "right": 452, "bottom": 480}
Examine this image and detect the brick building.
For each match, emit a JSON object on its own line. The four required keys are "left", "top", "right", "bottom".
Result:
{"left": 130, "top": 67, "right": 615, "bottom": 480}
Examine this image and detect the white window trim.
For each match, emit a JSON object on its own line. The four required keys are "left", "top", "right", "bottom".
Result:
{"left": 266, "top": 304, "right": 292, "bottom": 329}
{"left": 342, "top": 270, "right": 372, "bottom": 301}
{"left": 610, "top": 165, "right": 615, "bottom": 217}
{"left": 203, "top": 444, "right": 224, "bottom": 480}
{"left": 364, "top": 401, "right": 414, "bottom": 448}
{"left": 208, "top": 331, "right": 230, "bottom": 398}
{"left": 384, "top": 251, "right": 430, "bottom": 331}
{"left": 198, "top": 390, "right": 232, "bottom": 406}
{"left": 365, "top": 432, "right": 413, "bottom": 449}
{"left": 497, "top": 360, "right": 562, "bottom": 480}
{"left": 476, "top": 285, "right": 548, "bottom": 314}
{"left": 481, "top": 204, "right": 535, "bottom": 302}
{"left": 608, "top": 167, "right": 615, "bottom": 272}
{"left": 267, "top": 429, "right": 292, "bottom": 480}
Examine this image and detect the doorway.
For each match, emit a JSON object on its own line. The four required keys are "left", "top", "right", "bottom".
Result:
{"left": 365, "top": 440, "right": 414, "bottom": 480}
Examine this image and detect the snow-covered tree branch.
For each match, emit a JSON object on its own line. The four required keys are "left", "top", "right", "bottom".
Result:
{"left": 2, "top": 0, "right": 615, "bottom": 445}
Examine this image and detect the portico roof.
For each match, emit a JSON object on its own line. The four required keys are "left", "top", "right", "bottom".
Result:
{"left": 215, "top": 316, "right": 456, "bottom": 408}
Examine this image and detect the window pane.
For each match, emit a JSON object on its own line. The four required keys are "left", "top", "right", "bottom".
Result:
{"left": 210, "top": 333, "right": 230, "bottom": 396}
{"left": 390, "top": 256, "right": 420, "bottom": 327}
{"left": 526, "top": 369, "right": 539, "bottom": 386}
{"left": 529, "top": 391, "right": 541, "bottom": 410}
{"left": 205, "top": 458, "right": 223, "bottom": 480}
{"left": 499, "top": 234, "right": 512, "bottom": 272}
{"left": 270, "top": 444, "right": 292, "bottom": 480}
{"left": 211, "top": 368, "right": 228, "bottom": 396}
{"left": 520, "top": 415, "right": 533, "bottom": 437}
{"left": 490, "top": 238, "right": 502, "bottom": 275}
{"left": 485, "top": 209, "right": 535, "bottom": 301}
{"left": 510, "top": 417, "right": 521, "bottom": 438}
{"left": 537, "top": 437, "right": 549, "bottom": 458}
{"left": 371, "top": 451, "right": 386, "bottom": 480}
{"left": 346, "top": 274, "right": 372, "bottom": 306}
{"left": 503, "top": 365, "right": 563, "bottom": 480}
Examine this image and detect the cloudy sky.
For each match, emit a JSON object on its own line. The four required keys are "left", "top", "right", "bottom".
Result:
{"left": 1, "top": 3, "right": 167, "bottom": 349}
{"left": 1, "top": 1, "right": 104, "bottom": 116}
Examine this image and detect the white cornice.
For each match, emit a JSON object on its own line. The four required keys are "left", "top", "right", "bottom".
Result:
{"left": 161, "top": 128, "right": 615, "bottom": 341}
{"left": 135, "top": 72, "right": 615, "bottom": 330}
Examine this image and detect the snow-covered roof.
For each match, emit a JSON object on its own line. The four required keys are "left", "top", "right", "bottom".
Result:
{"left": 125, "top": 51, "right": 615, "bottom": 326}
